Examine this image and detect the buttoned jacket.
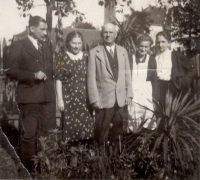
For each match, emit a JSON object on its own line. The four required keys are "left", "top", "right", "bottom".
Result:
{"left": 87, "top": 45, "right": 132, "bottom": 108}
{"left": 6, "top": 36, "right": 55, "bottom": 103}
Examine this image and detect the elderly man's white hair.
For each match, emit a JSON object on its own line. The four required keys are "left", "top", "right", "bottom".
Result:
{"left": 101, "top": 22, "right": 119, "bottom": 32}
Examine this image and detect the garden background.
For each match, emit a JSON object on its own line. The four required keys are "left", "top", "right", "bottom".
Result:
{"left": 0, "top": 0, "right": 200, "bottom": 179}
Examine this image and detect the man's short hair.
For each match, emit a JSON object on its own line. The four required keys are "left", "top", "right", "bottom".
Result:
{"left": 28, "top": 16, "right": 46, "bottom": 27}
{"left": 101, "top": 21, "right": 117, "bottom": 32}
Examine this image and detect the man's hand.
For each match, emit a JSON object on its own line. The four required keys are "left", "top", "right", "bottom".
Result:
{"left": 92, "top": 101, "right": 103, "bottom": 109}
{"left": 34, "top": 71, "right": 47, "bottom": 80}
{"left": 57, "top": 99, "right": 64, "bottom": 111}
{"left": 125, "top": 97, "right": 132, "bottom": 105}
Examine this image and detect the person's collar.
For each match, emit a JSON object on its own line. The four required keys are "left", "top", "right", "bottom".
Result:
{"left": 105, "top": 43, "right": 115, "bottom": 52}
{"left": 156, "top": 48, "right": 171, "bottom": 56}
{"left": 27, "top": 35, "right": 38, "bottom": 49}
{"left": 28, "top": 35, "right": 37, "bottom": 43}
{"left": 66, "top": 51, "right": 83, "bottom": 60}
{"left": 136, "top": 52, "right": 146, "bottom": 64}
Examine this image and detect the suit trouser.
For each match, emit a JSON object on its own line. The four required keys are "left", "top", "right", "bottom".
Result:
{"left": 18, "top": 101, "right": 56, "bottom": 172}
{"left": 94, "top": 102, "right": 126, "bottom": 147}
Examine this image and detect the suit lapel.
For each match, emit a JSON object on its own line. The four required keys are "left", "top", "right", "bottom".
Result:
{"left": 41, "top": 42, "right": 49, "bottom": 68}
{"left": 23, "top": 37, "right": 44, "bottom": 65}
{"left": 96, "top": 46, "right": 114, "bottom": 78}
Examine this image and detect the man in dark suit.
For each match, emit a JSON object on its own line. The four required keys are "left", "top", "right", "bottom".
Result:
{"left": 87, "top": 22, "right": 132, "bottom": 148}
{"left": 6, "top": 16, "right": 56, "bottom": 172}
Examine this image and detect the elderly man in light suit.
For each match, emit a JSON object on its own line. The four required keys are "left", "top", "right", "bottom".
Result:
{"left": 87, "top": 22, "right": 132, "bottom": 147}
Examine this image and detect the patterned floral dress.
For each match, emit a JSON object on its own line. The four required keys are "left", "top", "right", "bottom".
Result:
{"left": 55, "top": 52, "right": 93, "bottom": 141}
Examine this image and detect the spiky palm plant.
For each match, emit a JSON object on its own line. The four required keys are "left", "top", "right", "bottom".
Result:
{"left": 151, "top": 91, "right": 200, "bottom": 179}
{"left": 124, "top": 91, "right": 200, "bottom": 179}
{"left": 114, "top": 8, "right": 152, "bottom": 54}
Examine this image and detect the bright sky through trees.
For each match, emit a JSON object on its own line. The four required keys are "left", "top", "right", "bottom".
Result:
{"left": 0, "top": 0, "right": 157, "bottom": 43}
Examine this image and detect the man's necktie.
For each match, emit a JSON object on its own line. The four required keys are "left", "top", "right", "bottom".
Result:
{"left": 37, "top": 40, "right": 43, "bottom": 54}
{"left": 110, "top": 48, "right": 114, "bottom": 59}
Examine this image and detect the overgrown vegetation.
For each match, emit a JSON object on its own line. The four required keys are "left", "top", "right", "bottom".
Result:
{"left": 159, "top": 0, "right": 200, "bottom": 50}
{"left": 114, "top": 8, "right": 152, "bottom": 54}
{"left": 32, "top": 91, "right": 200, "bottom": 179}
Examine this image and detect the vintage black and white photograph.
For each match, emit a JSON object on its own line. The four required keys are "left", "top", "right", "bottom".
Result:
{"left": 0, "top": 0, "right": 200, "bottom": 179}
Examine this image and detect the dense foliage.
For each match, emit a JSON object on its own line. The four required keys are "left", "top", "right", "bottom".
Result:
{"left": 32, "top": 92, "right": 200, "bottom": 179}
{"left": 114, "top": 8, "right": 152, "bottom": 54}
{"left": 160, "top": 0, "right": 200, "bottom": 49}
{"left": 15, "top": 0, "right": 85, "bottom": 33}
{"left": 71, "top": 22, "right": 96, "bottom": 29}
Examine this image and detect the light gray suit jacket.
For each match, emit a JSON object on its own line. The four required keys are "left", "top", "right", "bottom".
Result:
{"left": 87, "top": 45, "right": 133, "bottom": 108}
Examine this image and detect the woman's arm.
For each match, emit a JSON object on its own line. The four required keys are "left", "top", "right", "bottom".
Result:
{"left": 56, "top": 80, "right": 64, "bottom": 111}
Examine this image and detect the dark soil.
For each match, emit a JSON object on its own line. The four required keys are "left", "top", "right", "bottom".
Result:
{"left": 0, "top": 145, "right": 18, "bottom": 179}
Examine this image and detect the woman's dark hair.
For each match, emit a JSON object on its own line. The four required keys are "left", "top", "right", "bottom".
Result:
{"left": 28, "top": 16, "right": 46, "bottom": 27}
{"left": 65, "top": 31, "right": 83, "bottom": 49}
{"left": 136, "top": 34, "right": 153, "bottom": 46}
{"left": 156, "top": 31, "right": 171, "bottom": 42}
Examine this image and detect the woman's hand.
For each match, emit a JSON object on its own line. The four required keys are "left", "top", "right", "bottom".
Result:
{"left": 57, "top": 99, "right": 64, "bottom": 111}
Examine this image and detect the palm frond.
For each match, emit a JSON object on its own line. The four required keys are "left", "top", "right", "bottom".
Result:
{"left": 111, "top": 9, "right": 151, "bottom": 52}
{"left": 150, "top": 133, "right": 164, "bottom": 157}
{"left": 179, "top": 137, "right": 194, "bottom": 161}
{"left": 163, "top": 137, "right": 168, "bottom": 167}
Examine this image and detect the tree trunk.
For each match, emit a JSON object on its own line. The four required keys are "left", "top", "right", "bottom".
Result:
{"left": 46, "top": 0, "right": 55, "bottom": 35}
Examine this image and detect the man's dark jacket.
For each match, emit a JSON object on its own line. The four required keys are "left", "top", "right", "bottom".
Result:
{"left": 6, "top": 37, "right": 55, "bottom": 103}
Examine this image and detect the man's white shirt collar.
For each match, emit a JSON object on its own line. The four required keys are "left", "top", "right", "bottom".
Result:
{"left": 28, "top": 35, "right": 38, "bottom": 50}
{"left": 105, "top": 44, "right": 115, "bottom": 53}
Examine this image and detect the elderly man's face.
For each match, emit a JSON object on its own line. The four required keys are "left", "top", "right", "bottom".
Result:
{"left": 30, "top": 22, "right": 48, "bottom": 41}
{"left": 102, "top": 23, "right": 117, "bottom": 46}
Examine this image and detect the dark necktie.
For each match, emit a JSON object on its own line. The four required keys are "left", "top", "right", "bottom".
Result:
{"left": 110, "top": 48, "right": 114, "bottom": 59}
{"left": 37, "top": 40, "right": 43, "bottom": 54}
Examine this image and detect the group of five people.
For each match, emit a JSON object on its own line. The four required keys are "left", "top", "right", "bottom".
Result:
{"left": 5, "top": 16, "right": 194, "bottom": 173}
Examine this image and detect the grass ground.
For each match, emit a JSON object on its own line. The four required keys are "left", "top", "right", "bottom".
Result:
{"left": 0, "top": 145, "right": 18, "bottom": 179}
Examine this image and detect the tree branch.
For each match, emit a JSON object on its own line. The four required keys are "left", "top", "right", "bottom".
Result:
{"left": 44, "top": 0, "right": 50, "bottom": 6}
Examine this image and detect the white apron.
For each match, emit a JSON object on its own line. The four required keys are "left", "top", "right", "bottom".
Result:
{"left": 128, "top": 54, "right": 155, "bottom": 130}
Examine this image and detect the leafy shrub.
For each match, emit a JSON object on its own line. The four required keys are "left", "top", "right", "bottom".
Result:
{"left": 33, "top": 92, "right": 200, "bottom": 179}
{"left": 124, "top": 91, "right": 200, "bottom": 179}
{"left": 32, "top": 129, "right": 138, "bottom": 179}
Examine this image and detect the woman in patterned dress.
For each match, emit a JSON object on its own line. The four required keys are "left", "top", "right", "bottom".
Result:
{"left": 55, "top": 31, "right": 93, "bottom": 141}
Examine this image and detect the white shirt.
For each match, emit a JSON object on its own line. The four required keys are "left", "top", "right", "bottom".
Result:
{"left": 28, "top": 35, "right": 39, "bottom": 50}
{"left": 105, "top": 44, "right": 115, "bottom": 53}
{"left": 156, "top": 49, "right": 172, "bottom": 81}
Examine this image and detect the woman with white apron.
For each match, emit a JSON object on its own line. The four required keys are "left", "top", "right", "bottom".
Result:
{"left": 128, "top": 34, "right": 157, "bottom": 131}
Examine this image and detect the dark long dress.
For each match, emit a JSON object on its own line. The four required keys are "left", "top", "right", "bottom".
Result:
{"left": 55, "top": 52, "right": 93, "bottom": 141}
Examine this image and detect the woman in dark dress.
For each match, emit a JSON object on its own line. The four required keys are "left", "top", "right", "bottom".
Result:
{"left": 55, "top": 31, "right": 93, "bottom": 141}
{"left": 155, "top": 31, "right": 192, "bottom": 106}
